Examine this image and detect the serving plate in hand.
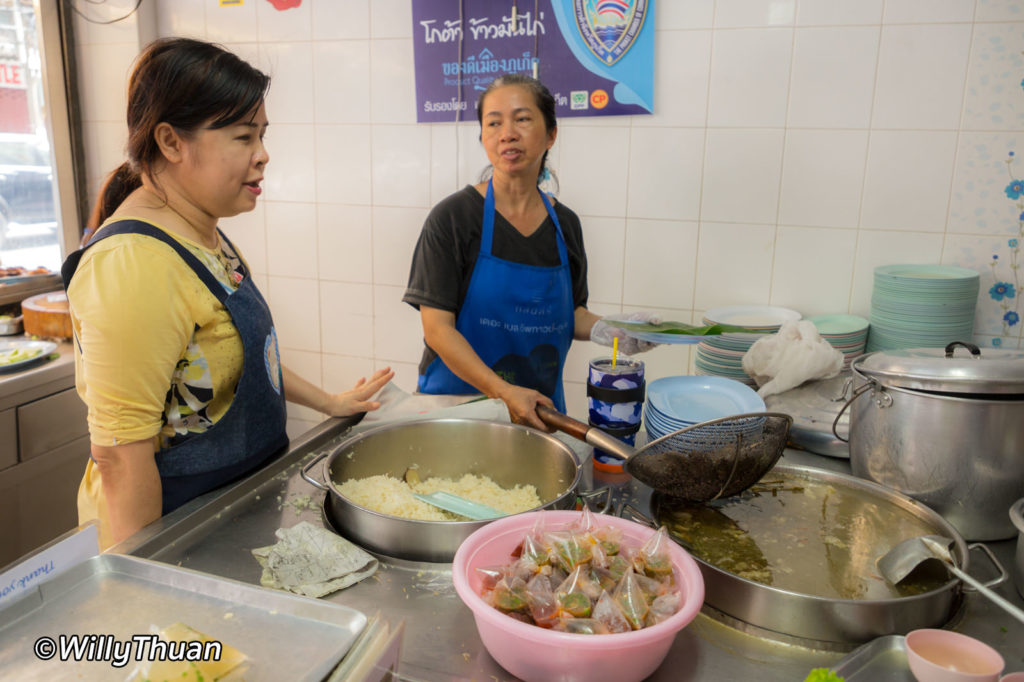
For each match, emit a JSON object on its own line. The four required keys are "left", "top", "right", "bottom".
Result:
{"left": 623, "top": 329, "right": 706, "bottom": 345}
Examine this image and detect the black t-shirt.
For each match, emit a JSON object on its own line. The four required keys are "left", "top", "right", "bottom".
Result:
{"left": 403, "top": 185, "right": 589, "bottom": 373}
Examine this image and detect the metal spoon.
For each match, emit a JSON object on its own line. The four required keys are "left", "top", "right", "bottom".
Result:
{"left": 878, "top": 535, "right": 1024, "bottom": 625}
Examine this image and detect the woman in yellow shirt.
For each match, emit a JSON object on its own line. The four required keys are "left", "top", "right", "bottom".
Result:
{"left": 64, "top": 38, "right": 392, "bottom": 550}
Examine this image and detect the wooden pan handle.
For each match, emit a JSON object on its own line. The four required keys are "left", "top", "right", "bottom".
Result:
{"left": 536, "top": 405, "right": 591, "bottom": 440}
{"left": 536, "top": 405, "right": 635, "bottom": 462}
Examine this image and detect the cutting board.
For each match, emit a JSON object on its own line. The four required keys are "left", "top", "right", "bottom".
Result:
{"left": 22, "top": 290, "right": 72, "bottom": 339}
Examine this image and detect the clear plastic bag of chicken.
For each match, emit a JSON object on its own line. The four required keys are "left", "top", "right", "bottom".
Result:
{"left": 612, "top": 568, "right": 650, "bottom": 630}
{"left": 524, "top": 573, "right": 559, "bottom": 627}
{"left": 545, "top": 529, "right": 592, "bottom": 573}
{"left": 591, "top": 589, "right": 632, "bottom": 633}
{"left": 633, "top": 526, "right": 676, "bottom": 583}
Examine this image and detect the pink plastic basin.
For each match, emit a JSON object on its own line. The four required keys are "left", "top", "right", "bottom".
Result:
{"left": 452, "top": 510, "right": 705, "bottom": 682}
{"left": 905, "top": 629, "right": 1005, "bottom": 682}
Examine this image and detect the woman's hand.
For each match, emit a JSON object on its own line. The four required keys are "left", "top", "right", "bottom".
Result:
{"left": 320, "top": 367, "right": 394, "bottom": 417}
{"left": 498, "top": 383, "right": 555, "bottom": 431}
{"left": 283, "top": 366, "right": 394, "bottom": 417}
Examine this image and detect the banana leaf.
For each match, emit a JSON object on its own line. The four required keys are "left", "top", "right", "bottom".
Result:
{"left": 606, "top": 320, "right": 771, "bottom": 336}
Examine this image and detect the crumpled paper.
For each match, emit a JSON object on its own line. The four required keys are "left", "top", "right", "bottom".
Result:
{"left": 741, "top": 320, "right": 843, "bottom": 398}
{"left": 251, "top": 522, "right": 378, "bottom": 598}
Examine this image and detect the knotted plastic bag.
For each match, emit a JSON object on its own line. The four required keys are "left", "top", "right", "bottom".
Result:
{"left": 742, "top": 320, "right": 843, "bottom": 398}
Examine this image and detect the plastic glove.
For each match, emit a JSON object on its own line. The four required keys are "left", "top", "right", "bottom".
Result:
{"left": 590, "top": 311, "right": 662, "bottom": 355}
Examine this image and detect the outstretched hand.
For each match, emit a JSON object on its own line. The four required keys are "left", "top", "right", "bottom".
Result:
{"left": 322, "top": 367, "right": 394, "bottom": 417}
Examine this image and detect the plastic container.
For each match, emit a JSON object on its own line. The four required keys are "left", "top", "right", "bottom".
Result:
{"left": 452, "top": 510, "right": 705, "bottom": 682}
{"left": 588, "top": 357, "right": 644, "bottom": 473}
{"left": 905, "top": 629, "right": 1004, "bottom": 682}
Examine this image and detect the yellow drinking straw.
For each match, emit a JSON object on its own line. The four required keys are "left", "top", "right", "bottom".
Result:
{"left": 612, "top": 336, "right": 619, "bottom": 368}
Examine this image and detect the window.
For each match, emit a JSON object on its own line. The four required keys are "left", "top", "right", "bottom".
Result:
{"left": 0, "top": 0, "right": 81, "bottom": 271}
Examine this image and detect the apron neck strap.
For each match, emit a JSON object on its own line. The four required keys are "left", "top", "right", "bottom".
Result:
{"left": 482, "top": 178, "right": 569, "bottom": 264}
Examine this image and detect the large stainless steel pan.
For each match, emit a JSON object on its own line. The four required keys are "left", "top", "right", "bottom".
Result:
{"left": 633, "top": 463, "right": 1008, "bottom": 645}
{"left": 302, "top": 418, "right": 584, "bottom": 563}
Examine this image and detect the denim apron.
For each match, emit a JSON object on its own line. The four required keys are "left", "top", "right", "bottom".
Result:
{"left": 418, "top": 181, "right": 575, "bottom": 411}
{"left": 63, "top": 220, "right": 288, "bottom": 514}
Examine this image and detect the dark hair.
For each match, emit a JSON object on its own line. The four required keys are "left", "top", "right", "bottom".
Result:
{"left": 476, "top": 74, "right": 558, "bottom": 184}
{"left": 87, "top": 38, "right": 270, "bottom": 237}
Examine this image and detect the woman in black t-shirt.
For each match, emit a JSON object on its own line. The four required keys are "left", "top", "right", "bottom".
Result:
{"left": 403, "top": 75, "right": 657, "bottom": 430}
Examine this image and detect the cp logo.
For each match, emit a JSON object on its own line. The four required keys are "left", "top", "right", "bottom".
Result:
{"left": 590, "top": 89, "right": 609, "bottom": 109}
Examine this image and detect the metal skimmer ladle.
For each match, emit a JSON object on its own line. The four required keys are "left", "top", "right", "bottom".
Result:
{"left": 878, "top": 535, "right": 1024, "bottom": 625}
{"left": 536, "top": 406, "right": 792, "bottom": 502}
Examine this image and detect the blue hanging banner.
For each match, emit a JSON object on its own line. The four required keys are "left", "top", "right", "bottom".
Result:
{"left": 411, "top": 0, "right": 654, "bottom": 122}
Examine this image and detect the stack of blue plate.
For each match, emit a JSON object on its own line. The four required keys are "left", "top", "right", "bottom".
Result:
{"left": 644, "top": 376, "right": 766, "bottom": 448}
{"left": 806, "top": 314, "right": 870, "bottom": 369}
{"left": 867, "top": 265, "right": 979, "bottom": 352}
{"left": 695, "top": 305, "right": 802, "bottom": 386}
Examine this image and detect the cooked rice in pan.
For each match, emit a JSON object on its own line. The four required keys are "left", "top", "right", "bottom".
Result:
{"left": 337, "top": 473, "right": 542, "bottom": 521}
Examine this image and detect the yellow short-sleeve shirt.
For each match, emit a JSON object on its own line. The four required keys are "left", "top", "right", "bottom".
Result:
{"left": 68, "top": 218, "right": 247, "bottom": 547}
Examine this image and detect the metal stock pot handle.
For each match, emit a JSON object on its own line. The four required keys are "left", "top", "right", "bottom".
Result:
{"left": 620, "top": 503, "right": 655, "bottom": 527}
{"left": 299, "top": 451, "right": 330, "bottom": 491}
{"left": 578, "top": 487, "right": 612, "bottom": 514}
{"left": 831, "top": 382, "right": 873, "bottom": 443}
{"left": 962, "top": 542, "right": 1009, "bottom": 590}
{"left": 945, "top": 341, "right": 981, "bottom": 358}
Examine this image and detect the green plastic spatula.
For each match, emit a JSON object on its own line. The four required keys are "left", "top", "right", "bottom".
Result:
{"left": 412, "top": 491, "right": 505, "bottom": 520}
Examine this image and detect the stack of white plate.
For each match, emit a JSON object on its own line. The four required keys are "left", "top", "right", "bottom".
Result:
{"left": 806, "top": 314, "right": 870, "bottom": 369}
{"left": 695, "top": 305, "right": 802, "bottom": 386}
{"left": 644, "top": 375, "right": 766, "bottom": 448}
{"left": 867, "top": 265, "right": 979, "bottom": 352}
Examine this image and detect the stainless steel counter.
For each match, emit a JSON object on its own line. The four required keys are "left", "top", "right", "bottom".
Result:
{"left": 113, "top": 418, "right": 1024, "bottom": 681}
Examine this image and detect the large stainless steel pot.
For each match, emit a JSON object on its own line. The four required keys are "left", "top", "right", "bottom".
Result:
{"left": 1012, "top": 498, "right": 1024, "bottom": 599}
{"left": 641, "top": 464, "right": 1005, "bottom": 646}
{"left": 846, "top": 343, "right": 1024, "bottom": 541}
{"left": 302, "top": 418, "right": 583, "bottom": 562}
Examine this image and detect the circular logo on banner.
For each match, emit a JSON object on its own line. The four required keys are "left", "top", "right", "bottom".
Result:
{"left": 590, "top": 89, "right": 609, "bottom": 109}
{"left": 264, "top": 328, "right": 282, "bottom": 395}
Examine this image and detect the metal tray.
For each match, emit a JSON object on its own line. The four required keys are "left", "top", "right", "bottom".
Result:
{"left": 0, "top": 274, "right": 62, "bottom": 308}
{"left": 0, "top": 554, "right": 367, "bottom": 681}
{"left": 764, "top": 373, "right": 850, "bottom": 458}
{"left": 831, "top": 635, "right": 914, "bottom": 681}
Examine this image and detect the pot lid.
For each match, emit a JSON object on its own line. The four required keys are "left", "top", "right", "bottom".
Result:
{"left": 856, "top": 341, "right": 1024, "bottom": 394}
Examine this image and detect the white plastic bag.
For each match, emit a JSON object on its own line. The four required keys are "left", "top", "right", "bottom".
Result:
{"left": 741, "top": 320, "right": 843, "bottom": 398}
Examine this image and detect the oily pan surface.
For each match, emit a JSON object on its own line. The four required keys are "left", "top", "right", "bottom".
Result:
{"left": 654, "top": 469, "right": 952, "bottom": 600}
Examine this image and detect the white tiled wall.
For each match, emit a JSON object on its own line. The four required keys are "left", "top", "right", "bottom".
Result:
{"left": 74, "top": 0, "right": 1024, "bottom": 429}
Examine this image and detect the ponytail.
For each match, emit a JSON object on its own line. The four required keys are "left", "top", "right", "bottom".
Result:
{"left": 81, "top": 163, "right": 141, "bottom": 246}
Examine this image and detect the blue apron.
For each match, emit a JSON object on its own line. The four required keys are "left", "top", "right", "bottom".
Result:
{"left": 418, "top": 181, "right": 575, "bottom": 411}
{"left": 62, "top": 220, "right": 289, "bottom": 514}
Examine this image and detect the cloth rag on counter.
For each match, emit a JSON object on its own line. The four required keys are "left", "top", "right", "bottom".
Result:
{"left": 741, "top": 320, "right": 843, "bottom": 398}
{"left": 251, "top": 521, "right": 378, "bottom": 598}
